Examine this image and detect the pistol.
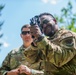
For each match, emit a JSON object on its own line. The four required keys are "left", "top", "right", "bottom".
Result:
{"left": 30, "top": 15, "right": 42, "bottom": 38}
{"left": 30, "top": 15, "right": 40, "bottom": 25}
{"left": 30, "top": 15, "right": 42, "bottom": 31}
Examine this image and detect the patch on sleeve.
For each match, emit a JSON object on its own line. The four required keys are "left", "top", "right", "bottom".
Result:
{"left": 59, "top": 32, "right": 75, "bottom": 48}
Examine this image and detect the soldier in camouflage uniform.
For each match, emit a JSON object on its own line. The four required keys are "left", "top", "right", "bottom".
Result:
{"left": 0, "top": 24, "right": 44, "bottom": 75}
{"left": 30, "top": 13, "right": 76, "bottom": 75}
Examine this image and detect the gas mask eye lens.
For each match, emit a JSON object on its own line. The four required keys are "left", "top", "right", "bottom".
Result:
{"left": 41, "top": 19, "right": 49, "bottom": 28}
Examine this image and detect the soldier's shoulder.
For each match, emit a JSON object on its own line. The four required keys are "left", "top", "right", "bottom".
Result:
{"left": 10, "top": 47, "right": 21, "bottom": 54}
{"left": 58, "top": 28, "right": 76, "bottom": 40}
{"left": 59, "top": 28, "right": 76, "bottom": 35}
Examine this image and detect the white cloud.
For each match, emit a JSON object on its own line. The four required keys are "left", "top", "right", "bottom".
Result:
{"left": 41, "top": 0, "right": 49, "bottom": 3}
{"left": 50, "top": 0, "right": 57, "bottom": 4}
{"left": 0, "top": 36, "right": 10, "bottom": 48}
{"left": 41, "top": 0, "right": 61, "bottom": 5}
{"left": 3, "top": 42, "right": 10, "bottom": 48}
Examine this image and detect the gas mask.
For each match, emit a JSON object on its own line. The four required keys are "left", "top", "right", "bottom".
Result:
{"left": 40, "top": 19, "right": 57, "bottom": 37}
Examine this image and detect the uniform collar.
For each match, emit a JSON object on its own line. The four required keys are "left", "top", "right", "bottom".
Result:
{"left": 47, "top": 28, "right": 63, "bottom": 40}
{"left": 20, "top": 45, "right": 31, "bottom": 51}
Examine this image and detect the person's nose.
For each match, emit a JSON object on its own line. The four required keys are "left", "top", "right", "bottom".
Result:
{"left": 25, "top": 33, "right": 30, "bottom": 36}
{"left": 43, "top": 24, "right": 47, "bottom": 28}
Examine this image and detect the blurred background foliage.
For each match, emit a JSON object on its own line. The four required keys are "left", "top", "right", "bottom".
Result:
{"left": 0, "top": 4, "right": 4, "bottom": 51}
{"left": 55, "top": 0, "right": 76, "bottom": 32}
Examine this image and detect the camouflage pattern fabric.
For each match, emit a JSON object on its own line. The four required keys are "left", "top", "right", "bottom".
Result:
{"left": 0, "top": 45, "right": 44, "bottom": 75}
{"left": 31, "top": 29, "right": 76, "bottom": 75}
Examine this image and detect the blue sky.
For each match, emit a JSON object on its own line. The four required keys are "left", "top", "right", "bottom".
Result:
{"left": 0, "top": 0, "right": 76, "bottom": 65}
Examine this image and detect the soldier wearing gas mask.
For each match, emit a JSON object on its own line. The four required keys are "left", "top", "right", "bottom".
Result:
{"left": 30, "top": 12, "right": 76, "bottom": 75}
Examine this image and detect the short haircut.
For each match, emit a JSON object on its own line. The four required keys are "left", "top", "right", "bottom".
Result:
{"left": 39, "top": 12, "right": 57, "bottom": 24}
{"left": 21, "top": 24, "right": 30, "bottom": 32}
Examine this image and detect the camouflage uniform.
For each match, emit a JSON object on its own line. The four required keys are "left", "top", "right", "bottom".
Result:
{"left": 0, "top": 45, "right": 44, "bottom": 75}
{"left": 31, "top": 29, "right": 76, "bottom": 75}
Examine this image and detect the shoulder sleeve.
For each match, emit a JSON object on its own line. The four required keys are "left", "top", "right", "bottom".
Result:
{"left": 60, "top": 31, "right": 76, "bottom": 49}
{"left": 0, "top": 52, "right": 11, "bottom": 75}
{"left": 31, "top": 69, "right": 44, "bottom": 75}
{"left": 35, "top": 31, "right": 76, "bottom": 67}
